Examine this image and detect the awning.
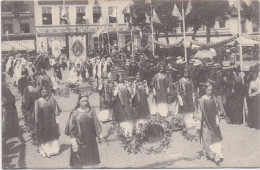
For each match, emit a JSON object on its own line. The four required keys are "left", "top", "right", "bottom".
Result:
{"left": 2, "top": 40, "right": 35, "bottom": 51}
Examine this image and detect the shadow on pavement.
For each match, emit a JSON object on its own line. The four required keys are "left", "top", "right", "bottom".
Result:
{"left": 59, "top": 144, "right": 71, "bottom": 154}
{"left": 133, "top": 153, "right": 202, "bottom": 168}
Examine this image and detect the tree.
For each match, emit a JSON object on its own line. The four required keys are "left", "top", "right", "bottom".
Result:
{"left": 131, "top": 0, "right": 180, "bottom": 45}
{"left": 241, "top": 1, "right": 259, "bottom": 28}
{"left": 185, "top": 1, "right": 231, "bottom": 43}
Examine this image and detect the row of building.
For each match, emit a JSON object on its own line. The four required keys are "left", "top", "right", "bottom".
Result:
{"left": 1, "top": 0, "right": 259, "bottom": 58}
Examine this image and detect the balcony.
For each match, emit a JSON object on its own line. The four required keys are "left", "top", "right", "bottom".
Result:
{"left": 36, "top": 23, "right": 130, "bottom": 36}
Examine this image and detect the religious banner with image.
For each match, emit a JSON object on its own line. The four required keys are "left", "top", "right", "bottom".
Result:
{"left": 68, "top": 34, "right": 87, "bottom": 64}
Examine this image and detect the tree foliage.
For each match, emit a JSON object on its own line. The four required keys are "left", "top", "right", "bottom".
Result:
{"left": 185, "top": 1, "right": 231, "bottom": 42}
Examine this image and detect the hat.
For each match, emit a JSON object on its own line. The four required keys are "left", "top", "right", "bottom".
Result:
{"left": 212, "top": 63, "right": 221, "bottom": 69}
{"left": 206, "top": 62, "right": 214, "bottom": 67}
{"left": 193, "top": 60, "right": 202, "bottom": 66}
{"left": 77, "top": 83, "right": 93, "bottom": 96}
{"left": 243, "top": 66, "right": 250, "bottom": 72}
{"left": 177, "top": 56, "right": 182, "bottom": 60}
{"left": 190, "top": 59, "right": 195, "bottom": 63}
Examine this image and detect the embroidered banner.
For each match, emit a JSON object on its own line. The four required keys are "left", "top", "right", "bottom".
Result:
{"left": 68, "top": 34, "right": 87, "bottom": 63}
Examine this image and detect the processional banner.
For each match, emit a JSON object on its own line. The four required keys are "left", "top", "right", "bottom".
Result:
{"left": 68, "top": 34, "right": 87, "bottom": 63}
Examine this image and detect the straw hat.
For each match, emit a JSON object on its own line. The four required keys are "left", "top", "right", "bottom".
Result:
{"left": 193, "top": 60, "right": 202, "bottom": 66}
{"left": 243, "top": 66, "right": 250, "bottom": 72}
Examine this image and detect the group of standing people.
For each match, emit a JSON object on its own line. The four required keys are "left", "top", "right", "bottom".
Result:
{"left": 2, "top": 48, "right": 259, "bottom": 168}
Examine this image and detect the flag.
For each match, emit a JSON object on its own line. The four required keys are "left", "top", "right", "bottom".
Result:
{"left": 185, "top": 0, "right": 192, "bottom": 15}
{"left": 172, "top": 4, "right": 182, "bottom": 19}
{"left": 242, "top": 0, "right": 251, "bottom": 6}
{"left": 122, "top": 1, "right": 133, "bottom": 14}
{"left": 145, "top": 12, "right": 150, "bottom": 24}
{"left": 108, "top": 7, "right": 117, "bottom": 17}
{"left": 152, "top": 9, "right": 161, "bottom": 24}
{"left": 61, "top": 7, "right": 66, "bottom": 18}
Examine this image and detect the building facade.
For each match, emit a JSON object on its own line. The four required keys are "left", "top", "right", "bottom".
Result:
{"left": 34, "top": 0, "right": 140, "bottom": 61}
{"left": 1, "top": 1, "right": 36, "bottom": 53}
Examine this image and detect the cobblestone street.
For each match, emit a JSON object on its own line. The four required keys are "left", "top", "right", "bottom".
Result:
{"left": 2, "top": 68, "right": 260, "bottom": 169}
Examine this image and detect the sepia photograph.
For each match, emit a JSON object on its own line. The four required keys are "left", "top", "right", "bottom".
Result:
{"left": 1, "top": 0, "right": 259, "bottom": 169}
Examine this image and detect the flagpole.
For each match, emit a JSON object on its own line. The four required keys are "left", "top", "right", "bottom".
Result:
{"left": 151, "top": 4, "right": 155, "bottom": 56}
{"left": 237, "top": 0, "right": 243, "bottom": 79}
{"left": 237, "top": 0, "right": 245, "bottom": 125}
{"left": 131, "top": 15, "right": 134, "bottom": 58}
{"left": 116, "top": 6, "right": 119, "bottom": 49}
{"left": 182, "top": 1, "right": 187, "bottom": 64}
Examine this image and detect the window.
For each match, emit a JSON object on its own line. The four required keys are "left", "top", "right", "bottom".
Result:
{"left": 42, "top": 7, "right": 52, "bottom": 25}
{"left": 3, "top": 20, "right": 13, "bottom": 35}
{"left": 124, "top": 13, "right": 130, "bottom": 23}
{"left": 20, "top": 19, "right": 30, "bottom": 33}
{"left": 108, "top": 6, "right": 117, "bottom": 23}
{"left": 1, "top": 1, "right": 13, "bottom": 12}
{"left": 76, "top": 6, "right": 86, "bottom": 24}
{"left": 94, "top": 37, "right": 99, "bottom": 49}
{"left": 219, "top": 20, "right": 226, "bottom": 28}
{"left": 59, "top": 6, "right": 69, "bottom": 24}
{"left": 253, "top": 22, "right": 259, "bottom": 32}
{"left": 93, "top": 6, "right": 101, "bottom": 23}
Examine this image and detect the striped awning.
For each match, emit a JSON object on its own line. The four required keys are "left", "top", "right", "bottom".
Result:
{"left": 1, "top": 39, "right": 35, "bottom": 51}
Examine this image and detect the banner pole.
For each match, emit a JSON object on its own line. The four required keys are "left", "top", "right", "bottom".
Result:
{"left": 182, "top": 1, "right": 187, "bottom": 64}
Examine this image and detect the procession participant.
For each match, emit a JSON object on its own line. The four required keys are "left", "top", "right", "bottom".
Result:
{"left": 53, "top": 59, "right": 62, "bottom": 80}
{"left": 33, "top": 86, "right": 61, "bottom": 158}
{"left": 151, "top": 65, "right": 169, "bottom": 117}
{"left": 166, "top": 68, "right": 179, "bottom": 115}
{"left": 65, "top": 93, "right": 102, "bottom": 168}
{"left": 222, "top": 66, "right": 234, "bottom": 124}
{"left": 22, "top": 76, "right": 39, "bottom": 130}
{"left": 37, "top": 68, "right": 53, "bottom": 90}
{"left": 132, "top": 72, "right": 150, "bottom": 120}
{"left": 209, "top": 63, "right": 226, "bottom": 117}
{"left": 195, "top": 82, "right": 224, "bottom": 165}
{"left": 68, "top": 63, "right": 82, "bottom": 84}
{"left": 113, "top": 73, "right": 133, "bottom": 136}
{"left": 51, "top": 72, "right": 60, "bottom": 93}
{"left": 103, "top": 57, "right": 114, "bottom": 78}
{"left": 13, "top": 58, "right": 22, "bottom": 87}
{"left": 60, "top": 53, "right": 67, "bottom": 70}
{"left": 81, "top": 66, "right": 89, "bottom": 83}
{"left": 98, "top": 72, "right": 113, "bottom": 122}
{"left": 2, "top": 76, "right": 23, "bottom": 148}
{"left": 86, "top": 58, "right": 93, "bottom": 78}
{"left": 27, "top": 61, "right": 36, "bottom": 76}
{"left": 247, "top": 69, "right": 260, "bottom": 129}
{"left": 18, "top": 63, "right": 29, "bottom": 95}
{"left": 177, "top": 68, "right": 196, "bottom": 127}
{"left": 6, "top": 56, "right": 14, "bottom": 77}
{"left": 229, "top": 66, "right": 244, "bottom": 124}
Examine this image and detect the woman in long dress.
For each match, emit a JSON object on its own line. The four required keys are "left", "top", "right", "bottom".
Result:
{"left": 248, "top": 71, "right": 260, "bottom": 129}
{"left": 178, "top": 68, "right": 196, "bottom": 127}
{"left": 132, "top": 72, "right": 150, "bottom": 120}
{"left": 151, "top": 65, "right": 169, "bottom": 117}
{"left": 18, "top": 64, "right": 29, "bottom": 94}
{"left": 53, "top": 60, "right": 62, "bottom": 80}
{"left": 98, "top": 72, "right": 113, "bottom": 122}
{"left": 65, "top": 93, "right": 102, "bottom": 168}
{"left": 113, "top": 73, "right": 133, "bottom": 136}
{"left": 22, "top": 76, "right": 39, "bottom": 130}
{"left": 196, "top": 82, "right": 224, "bottom": 164}
{"left": 33, "top": 86, "right": 61, "bottom": 158}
